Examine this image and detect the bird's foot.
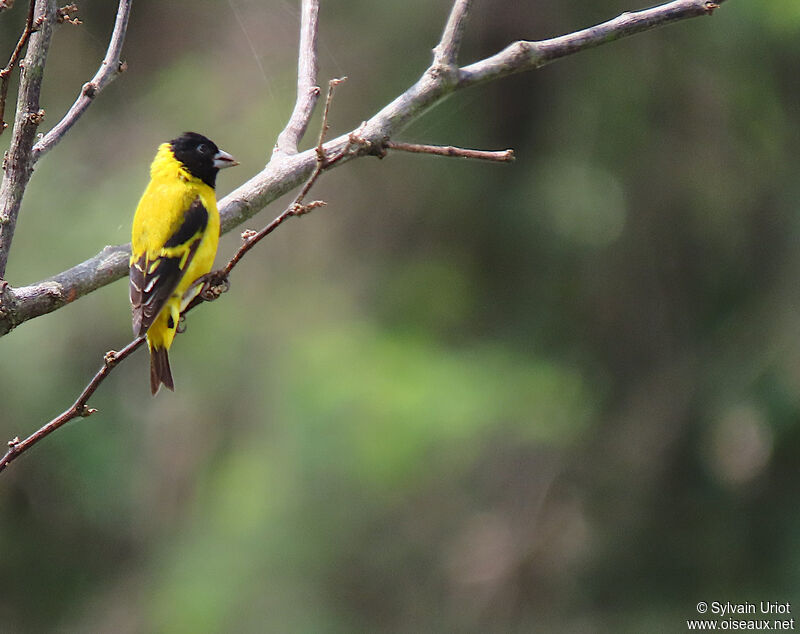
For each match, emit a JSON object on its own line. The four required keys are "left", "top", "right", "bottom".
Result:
{"left": 197, "top": 270, "right": 230, "bottom": 302}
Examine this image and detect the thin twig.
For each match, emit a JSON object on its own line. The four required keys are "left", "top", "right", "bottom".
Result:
{"left": 314, "top": 76, "right": 346, "bottom": 162}
{"left": 0, "top": 0, "right": 57, "bottom": 279}
{"left": 0, "top": 336, "right": 146, "bottom": 473}
{"left": 31, "top": 0, "right": 131, "bottom": 162}
{"left": 432, "top": 0, "right": 473, "bottom": 70}
{"left": 273, "top": 0, "right": 321, "bottom": 156}
{"left": 384, "top": 141, "right": 514, "bottom": 163}
{"left": 220, "top": 77, "right": 347, "bottom": 278}
{"left": 0, "top": 0, "right": 729, "bottom": 335}
{"left": 0, "top": 0, "right": 36, "bottom": 133}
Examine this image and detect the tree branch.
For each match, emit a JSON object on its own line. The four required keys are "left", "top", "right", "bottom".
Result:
{"left": 273, "top": 0, "right": 320, "bottom": 156}
{"left": 0, "top": 0, "right": 56, "bottom": 279}
{"left": 458, "top": 0, "right": 724, "bottom": 88}
{"left": 384, "top": 141, "right": 514, "bottom": 163}
{"left": 0, "top": 336, "right": 145, "bottom": 473}
{"left": 30, "top": 0, "right": 132, "bottom": 162}
{"left": 0, "top": 0, "right": 36, "bottom": 134}
{"left": 0, "top": 244, "right": 129, "bottom": 335}
{"left": 432, "top": 0, "right": 473, "bottom": 70}
{"left": 0, "top": 0, "right": 728, "bottom": 336}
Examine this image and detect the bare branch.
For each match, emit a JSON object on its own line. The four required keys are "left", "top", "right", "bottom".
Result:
{"left": 31, "top": 0, "right": 131, "bottom": 162}
{"left": 0, "top": 0, "right": 728, "bottom": 336}
{"left": 273, "top": 0, "right": 321, "bottom": 156}
{"left": 314, "top": 76, "right": 346, "bottom": 159}
{"left": 384, "top": 141, "right": 514, "bottom": 163}
{"left": 0, "top": 336, "right": 146, "bottom": 473}
{"left": 458, "top": 0, "right": 724, "bottom": 88}
{"left": 0, "top": 244, "right": 129, "bottom": 336}
{"left": 432, "top": 0, "right": 473, "bottom": 70}
{"left": 0, "top": 0, "right": 57, "bottom": 279}
{"left": 0, "top": 0, "right": 37, "bottom": 134}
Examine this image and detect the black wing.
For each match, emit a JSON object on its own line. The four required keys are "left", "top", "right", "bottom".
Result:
{"left": 130, "top": 197, "right": 209, "bottom": 337}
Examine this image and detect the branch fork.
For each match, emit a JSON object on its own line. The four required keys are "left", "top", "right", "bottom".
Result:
{"left": 431, "top": 0, "right": 472, "bottom": 72}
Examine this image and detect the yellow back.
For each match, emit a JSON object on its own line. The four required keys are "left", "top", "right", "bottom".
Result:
{"left": 131, "top": 143, "right": 220, "bottom": 261}
{"left": 131, "top": 143, "right": 221, "bottom": 352}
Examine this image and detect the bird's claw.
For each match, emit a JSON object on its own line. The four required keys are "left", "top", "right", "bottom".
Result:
{"left": 198, "top": 271, "right": 230, "bottom": 302}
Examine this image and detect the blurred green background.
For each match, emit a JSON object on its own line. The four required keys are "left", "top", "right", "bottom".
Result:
{"left": 1, "top": 1, "right": 799, "bottom": 631}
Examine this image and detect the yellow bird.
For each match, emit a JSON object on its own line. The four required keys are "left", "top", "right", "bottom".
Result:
{"left": 130, "top": 132, "right": 238, "bottom": 395}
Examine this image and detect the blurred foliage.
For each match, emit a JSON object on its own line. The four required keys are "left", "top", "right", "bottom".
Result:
{"left": 1, "top": 1, "right": 799, "bottom": 632}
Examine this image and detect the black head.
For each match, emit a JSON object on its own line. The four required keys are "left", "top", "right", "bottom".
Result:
{"left": 169, "top": 132, "right": 237, "bottom": 188}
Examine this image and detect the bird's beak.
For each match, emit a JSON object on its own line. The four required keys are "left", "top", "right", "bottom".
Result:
{"left": 213, "top": 149, "right": 239, "bottom": 169}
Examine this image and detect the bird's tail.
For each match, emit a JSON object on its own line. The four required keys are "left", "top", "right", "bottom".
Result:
{"left": 150, "top": 346, "right": 175, "bottom": 395}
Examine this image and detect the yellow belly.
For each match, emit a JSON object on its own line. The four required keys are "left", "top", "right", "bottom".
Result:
{"left": 132, "top": 167, "right": 220, "bottom": 353}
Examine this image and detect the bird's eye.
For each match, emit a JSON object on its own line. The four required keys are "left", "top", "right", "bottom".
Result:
{"left": 197, "top": 143, "right": 209, "bottom": 155}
